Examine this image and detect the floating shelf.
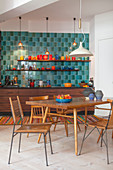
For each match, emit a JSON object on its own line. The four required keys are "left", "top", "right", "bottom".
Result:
{"left": 17, "top": 60, "right": 91, "bottom": 62}
{"left": 6, "top": 69, "right": 80, "bottom": 72}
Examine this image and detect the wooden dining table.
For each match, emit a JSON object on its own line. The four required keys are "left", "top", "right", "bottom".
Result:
{"left": 26, "top": 97, "right": 109, "bottom": 156}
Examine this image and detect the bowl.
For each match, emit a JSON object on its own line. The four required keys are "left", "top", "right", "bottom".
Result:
{"left": 56, "top": 98, "right": 72, "bottom": 103}
{"left": 64, "top": 83, "right": 72, "bottom": 87}
{"left": 79, "top": 83, "right": 88, "bottom": 87}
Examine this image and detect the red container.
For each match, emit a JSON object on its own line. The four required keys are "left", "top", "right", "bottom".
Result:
{"left": 51, "top": 66, "right": 55, "bottom": 70}
{"left": 72, "top": 57, "right": 76, "bottom": 60}
{"left": 30, "top": 82, "right": 34, "bottom": 87}
{"left": 43, "top": 55, "right": 48, "bottom": 60}
{"left": 49, "top": 54, "right": 52, "bottom": 60}
{"left": 39, "top": 55, "right": 42, "bottom": 60}
{"left": 28, "top": 56, "right": 31, "bottom": 60}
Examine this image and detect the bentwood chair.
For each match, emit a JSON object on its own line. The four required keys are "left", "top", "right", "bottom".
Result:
{"left": 79, "top": 99, "right": 113, "bottom": 164}
{"left": 27, "top": 96, "right": 49, "bottom": 137}
{"left": 8, "top": 96, "right": 53, "bottom": 166}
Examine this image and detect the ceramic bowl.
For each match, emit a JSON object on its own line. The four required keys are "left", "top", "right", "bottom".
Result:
{"left": 56, "top": 98, "right": 72, "bottom": 103}
{"left": 64, "top": 83, "right": 72, "bottom": 87}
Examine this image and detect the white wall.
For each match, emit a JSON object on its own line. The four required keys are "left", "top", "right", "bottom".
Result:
{"left": 95, "top": 11, "right": 113, "bottom": 90}
{"left": 89, "top": 17, "right": 95, "bottom": 80}
{"left": 94, "top": 11, "right": 113, "bottom": 116}
{"left": 0, "top": 18, "right": 90, "bottom": 33}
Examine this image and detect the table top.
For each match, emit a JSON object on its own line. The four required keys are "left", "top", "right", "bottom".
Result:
{"left": 26, "top": 97, "right": 109, "bottom": 109}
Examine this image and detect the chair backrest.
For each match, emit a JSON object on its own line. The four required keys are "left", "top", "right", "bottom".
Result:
{"left": 107, "top": 99, "right": 113, "bottom": 127}
{"left": 29, "top": 96, "right": 49, "bottom": 101}
{"left": 9, "top": 97, "right": 23, "bottom": 124}
{"left": 17, "top": 96, "right": 24, "bottom": 119}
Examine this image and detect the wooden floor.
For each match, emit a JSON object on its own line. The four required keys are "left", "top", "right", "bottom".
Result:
{"left": 0, "top": 124, "right": 113, "bottom": 170}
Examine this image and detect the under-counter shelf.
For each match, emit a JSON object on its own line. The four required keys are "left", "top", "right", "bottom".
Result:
{"left": 17, "top": 60, "right": 91, "bottom": 62}
{"left": 6, "top": 69, "right": 79, "bottom": 72}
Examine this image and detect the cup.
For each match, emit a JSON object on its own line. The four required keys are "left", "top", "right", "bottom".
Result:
{"left": 72, "top": 57, "right": 76, "bottom": 60}
{"left": 49, "top": 54, "right": 52, "bottom": 60}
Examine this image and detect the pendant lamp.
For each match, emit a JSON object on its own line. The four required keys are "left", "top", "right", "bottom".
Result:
{"left": 45, "top": 17, "right": 49, "bottom": 55}
{"left": 18, "top": 16, "right": 23, "bottom": 48}
{"left": 73, "top": 18, "right": 77, "bottom": 46}
{"left": 69, "top": 0, "right": 93, "bottom": 57}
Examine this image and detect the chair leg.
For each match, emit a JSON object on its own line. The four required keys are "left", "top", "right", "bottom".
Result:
{"left": 54, "top": 117, "right": 59, "bottom": 131}
{"left": 100, "top": 130, "right": 103, "bottom": 147}
{"left": 97, "top": 129, "right": 103, "bottom": 143}
{"left": 48, "top": 131, "right": 53, "bottom": 154}
{"left": 18, "top": 133, "right": 22, "bottom": 153}
{"left": 79, "top": 126, "right": 87, "bottom": 155}
{"left": 112, "top": 130, "right": 113, "bottom": 138}
{"left": 64, "top": 117, "right": 68, "bottom": 137}
{"left": 77, "top": 123, "right": 81, "bottom": 132}
{"left": 43, "top": 134, "right": 48, "bottom": 166}
{"left": 8, "top": 126, "right": 15, "bottom": 164}
{"left": 105, "top": 130, "right": 109, "bottom": 164}
{"left": 27, "top": 107, "right": 33, "bottom": 137}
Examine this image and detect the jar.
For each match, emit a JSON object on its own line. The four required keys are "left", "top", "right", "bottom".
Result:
{"left": 95, "top": 90, "right": 103, "bottom": 100}
{"left": 61, "top": 56, "right": 64, "bottom": 60}
{"left": 51, "top": 66, "right": 55, "bottom": 70}
{"left": 20, "top": 56, "right": 24, "bottom": 60}
{"left": 49, "top": 54, "right": 52, "bottom": 60}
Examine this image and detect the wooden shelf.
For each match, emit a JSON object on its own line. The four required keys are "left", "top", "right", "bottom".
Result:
{"left": 6, "top": 69, "right": 79, "bottom": 72}
{"left": 17, "top": 60, "right": 91, "bottom": 62}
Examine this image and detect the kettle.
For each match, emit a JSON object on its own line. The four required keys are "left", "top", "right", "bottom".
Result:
{"left": 39, "top": 80, "right": 43, "bottom": 87}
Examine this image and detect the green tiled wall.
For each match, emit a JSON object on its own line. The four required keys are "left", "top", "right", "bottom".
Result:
{"left": 1, "top": 31, "right": 89, "bottom": 87}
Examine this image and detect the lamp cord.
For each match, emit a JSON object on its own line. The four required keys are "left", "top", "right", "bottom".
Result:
{"left": 46, "top": 17, "right": 48, "bottom": 33}
{"left": 79, "top": 0, "right": 85, "bottom": 43}
{"left": 19, "top": 16, "right": 21, "bottom": 41}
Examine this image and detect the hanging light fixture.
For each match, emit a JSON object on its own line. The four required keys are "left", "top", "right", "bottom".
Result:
{"left": 69, "top": 0, "right": 93, "bottom": 57}
{"left": 45, "top": 17, "right": 49, "bottom": 55}
{"left": 73, "top": 18, "right": 77, "bottom": 46}
{"left": 18, "top": 16, "right": 23, "bottom": 47}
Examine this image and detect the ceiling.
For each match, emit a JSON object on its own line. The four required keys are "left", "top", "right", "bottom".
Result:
{"left": 22, "top": 0, "right": 113, "bottom": 21}
{"left": 0, "top": 0, "right": 113, "bottom": 23}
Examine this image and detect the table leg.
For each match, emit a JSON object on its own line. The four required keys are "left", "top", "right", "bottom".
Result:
{"left": 73, "top": 108, "right": 78, "bottom": 156}
{"left": 38, "top": 107, "right": 48, "bottom": 143}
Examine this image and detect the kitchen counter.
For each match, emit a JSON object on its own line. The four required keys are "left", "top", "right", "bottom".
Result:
{"left": 0, "top": 87, "right": 94, "bottom": 115}
{"left": 0, "top": 86, "right": 85, "bottom": 89}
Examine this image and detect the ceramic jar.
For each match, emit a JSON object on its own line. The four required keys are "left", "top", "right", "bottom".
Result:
{"left": 89, "top": 93, "right": 95, "bottom": 100}
{"left": 95, "top": 90, "right": 103, "bottom": 100}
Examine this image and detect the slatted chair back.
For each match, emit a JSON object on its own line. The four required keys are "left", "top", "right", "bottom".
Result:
{"left": 29, "top": 96, "right": 49, "bottom": 101}
{"left": 9, "top": 97, "right": 21, "bottom": 124}
{"left": 107, "top": 99, "right": 113, "bottom": 127}
{"left": 17, "top": 96, "right": 24, "bottom": 119}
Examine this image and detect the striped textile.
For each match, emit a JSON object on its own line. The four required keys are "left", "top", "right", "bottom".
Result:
{"left": 0, "top": 115, "right": 99, "bottom": 125}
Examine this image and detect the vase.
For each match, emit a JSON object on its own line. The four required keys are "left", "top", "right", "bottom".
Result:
{"left": 89, "top": 93, "right": 95, "bottom": 100}
{"left": 95, "top": 90, "right": 103, "bottom": 100}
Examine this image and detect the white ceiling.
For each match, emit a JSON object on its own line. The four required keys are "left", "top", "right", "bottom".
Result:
{"left": 22, "top": 0, "right": 113, "bottom": 21}
{"left": 0, "top": 0, "right": 113, "bottom": 23}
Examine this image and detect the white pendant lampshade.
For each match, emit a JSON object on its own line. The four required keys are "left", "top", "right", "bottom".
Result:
{"left": 69, "top": 42, "right": 93, "bottom": 57}
{"left": 69, "top": 0, "right": 93, "bottom": 57}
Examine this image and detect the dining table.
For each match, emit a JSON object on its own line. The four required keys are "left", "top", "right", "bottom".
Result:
{"left": 26, "top": 97, "right": 109, "bottom": 156}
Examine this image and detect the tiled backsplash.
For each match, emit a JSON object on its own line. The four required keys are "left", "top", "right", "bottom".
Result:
{"left": 1, "top": 31, "right": 89, "bottom": 87}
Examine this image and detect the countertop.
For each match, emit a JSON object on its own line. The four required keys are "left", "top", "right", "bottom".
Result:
{"left": 0, "top": 86, "right": 86, "bottom": 89}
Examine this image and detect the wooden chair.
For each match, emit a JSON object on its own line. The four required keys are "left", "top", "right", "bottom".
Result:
{"left": 95, "top": 106, "right": 113, "bottom": 143}
{"left": 27, "top": 96, "right": 49, "bottom": 137}
{"left": 8, "top": 96, "right": 53, "bottom": 166}
{"left": 79, "top": 99, "right": 113, "bottom": 164}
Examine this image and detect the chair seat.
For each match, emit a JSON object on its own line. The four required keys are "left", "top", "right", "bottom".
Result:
{"left": 88, "top": 119, "right": 108, "bottom": 129}
{"left": 15, "top": 123, "right": 52, "bottom": 133}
